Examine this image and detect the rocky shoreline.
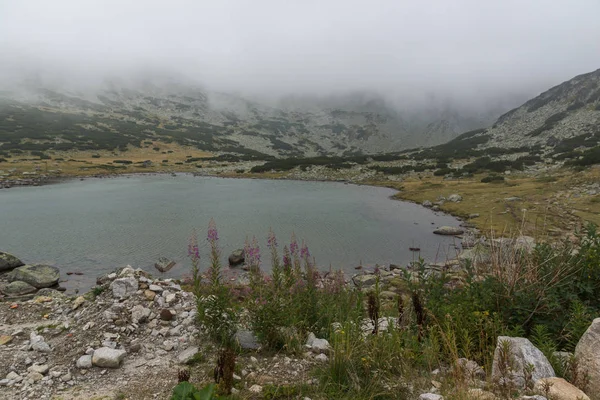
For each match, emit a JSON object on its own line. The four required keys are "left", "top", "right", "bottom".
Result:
{"left": 1, "top": 242, "right": 598, "bottom": 400}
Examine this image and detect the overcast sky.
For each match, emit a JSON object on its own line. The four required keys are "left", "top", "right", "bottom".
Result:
{"left": 1, "top": 0, "right": 600, "bottom": 102}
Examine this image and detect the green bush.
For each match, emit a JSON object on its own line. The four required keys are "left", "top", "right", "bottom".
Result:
{"left": 481, "top": 175, "right": 505, "bottom": 183}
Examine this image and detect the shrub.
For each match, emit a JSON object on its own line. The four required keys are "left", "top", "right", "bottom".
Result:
{"left": 481, "top": 175, "right": 505, "bottom": 183}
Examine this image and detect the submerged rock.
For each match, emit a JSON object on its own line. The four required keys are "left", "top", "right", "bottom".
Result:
{"left": 0, "top": 251, "right": 24, "bottom": 271}
{"left": 154, "top": 257, "right": 176, "bottom": 273}
{"left": 9, "top": 265, "right": 59, "bottom": 288}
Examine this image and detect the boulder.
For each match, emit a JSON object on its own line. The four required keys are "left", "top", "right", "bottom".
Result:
{"left": 228, "top": 249, "right": 245, "bottom": 266}
{"left": 154, "top": 257, "right": 176, "bottom": 273}
{"left": 109, "top": 277, "right": 138, "bottom": 299}
{"left": 433, "top": 226, "right": 464, "bottom": 236}
{"left": 491, "top": 336, "right": 555, "bottom": 389}
{"left": 534, "top": 377, "right": 590, "bottom": 400}
{"left": 574, "top": 318, "right": 600, "bottom": 399}
{"left": 92, "top": 347, "right": 126, "bottom": 368}
{"left": 0, "top": 251, "right": 24, "bottom": 271}
{"left": 422, "top": 200, "right": 433, "bottom": 208}
{"left": 1, "top": 281, "right": 37, "bottom": 296}
{"left": 448, "top": 194, "right": 463, "bottom": 202}
{"left": 9, "top": 264, "right": 59, "bottom": 288}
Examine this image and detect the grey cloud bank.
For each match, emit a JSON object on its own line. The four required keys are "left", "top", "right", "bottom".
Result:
{"left": 1, "top": 0, "right": 600, "bottom": 103}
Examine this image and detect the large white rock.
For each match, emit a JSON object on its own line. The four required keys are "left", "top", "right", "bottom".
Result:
{"left": 534, "top": 377, "right": 590, "bottom": 400}
{"left": 109, "top": 277, "right": 138, "bottom": 299}
{"left": 491, "top": 336, "right": 554, "bottom": 389}
{"left": 92, "top": 347, "right": 126, "bottom": 368}
{"left": 574, "top": 318, "right": 600, "bottom": 400}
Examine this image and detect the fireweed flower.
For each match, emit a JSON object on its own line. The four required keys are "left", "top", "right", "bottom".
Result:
{"left": 206, "top": 219, "right": 221, "bottom": 287}
{"left": 188, "top": 229, "right": 201, "bottom": 295}
{"left": 207, "top": 218, "right": 219, "bottom": 243}
{"left": 188, "top": 230, "right": 200, "bottom": 259}
{"left": 300, "top": 242, "right": 310, "bottom": 260}
{"left": 290, "top": 234, "right": 299, "bottom": 256}
{"left": 267, "top": 228, "right": 278, "bottom": 248}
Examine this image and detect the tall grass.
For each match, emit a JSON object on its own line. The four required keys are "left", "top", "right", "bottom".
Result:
{"left": 188, "top": 221, "right": 600, "bottom": 399}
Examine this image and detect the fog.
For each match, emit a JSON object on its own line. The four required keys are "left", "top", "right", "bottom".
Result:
{"left": 1, "top": 0, "right": 600, "bottom": 105}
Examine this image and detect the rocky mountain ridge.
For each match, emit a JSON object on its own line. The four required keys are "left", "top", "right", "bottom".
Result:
{"left": 0, "top": 75, "right": 516, "bottom": 157}
{"left": 454, "top": 68, "right": 600, "bottom": 156}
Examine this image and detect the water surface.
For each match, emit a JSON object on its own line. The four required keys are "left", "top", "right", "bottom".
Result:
{"left": 0, "top": 175, "right": 462, "bottom": 292}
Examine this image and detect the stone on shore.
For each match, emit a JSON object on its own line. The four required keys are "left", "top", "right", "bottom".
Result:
{"left": 9, "top": 264, "right": 60, "bottom": 288}
{"left": 0, "top": 251, "right": 24, "bottom": 271}
{"left": 433, "top": 226, "right": 464, "bottom": 236}
{"left": 228, "top": 249, "right": 245, "bottom": 266}
{"left": 109, "top": 277, "right": 138, "bottom": 299}
{"left": 448, "top": 194, "right": 462, "bottom": 202}
{"left": 352, "top": 274, "right": 377, "bottom": 288}
{"left": 1, "top": 280, "right": 37, "bottom": 296}
{"left": 92, "top": 347, "right": 127, "bottom": 368}
{"left": 574, "top": 318, "right": 600, "bottom": 399}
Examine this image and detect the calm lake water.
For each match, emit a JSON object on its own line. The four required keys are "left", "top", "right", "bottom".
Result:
{"left": 0, "top": 175, "right": 462, "bottom": 292}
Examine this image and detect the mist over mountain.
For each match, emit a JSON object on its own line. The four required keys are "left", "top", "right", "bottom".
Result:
{"left": 0, "top": 67, "right": 532, "bottom": 156}
{"left": 1, "top": 0, "right": 600, "bottom": 156}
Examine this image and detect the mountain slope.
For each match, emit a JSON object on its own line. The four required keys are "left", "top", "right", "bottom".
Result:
{"left": 0, "top": 75, "right": 511, "bottom": 157}
{"left": 455, "top": 68, "right": 600, "bottom": 156}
